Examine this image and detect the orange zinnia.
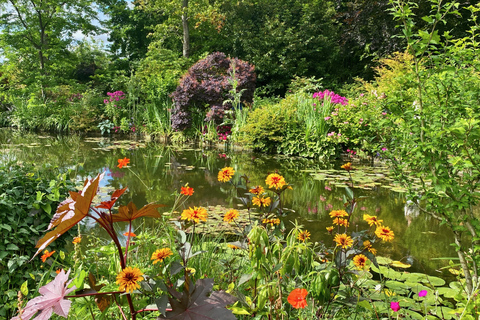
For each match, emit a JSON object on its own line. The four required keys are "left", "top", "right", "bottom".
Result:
{"left": 329, "top": 210, "right": 349, "bottom": 218}
{"left": 265, "top": 173, "right": 286, "bottom": 190}
{"left": 375, "top": 226, "right": 395, "bottom": 241}
{"left": 334, "top": 234, "right": 353, "bottom": 249}
{"left": 341, "top": 162, "right": 353, "bottom": 171}
{"left": 363, "top": 214, "right": 383, "bottom": 226}
{"left": 181, "top": 206, "right": 208, "bottom": 223}
{"left": 180, "top": 186, "right": 194, "bottom": 196}
{"left": 72, "top": 236, "right": 82, "bottom": 244}
{"left": 249, "top": 185, "right": 265, "bottom": 195}
{"left": 252, "top": 196, "right": 271, "bottom": 207}
{"left": 41, "top": 250, "right": 55, "bottom": 263}
{"left": 287, "top": 288, "right": 308, "bottom": 309}
{"left": 151, "top": 248, "right": 173, "bottom": 264}
{"left": 123, "top": 232, "right": 137, "bottom": 237}
{"left": 224, "top": 209, "right": 239, "bottom": 223}
{"left": 218, "top": 167, "right": 235, "bottom": 182}
{"left": 117, "top": 157, "right": 130, "bottom": 168}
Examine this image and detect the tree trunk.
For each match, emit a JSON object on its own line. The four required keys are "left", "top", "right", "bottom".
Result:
{"left": 453, "top": 230, "right": 473, "bottom": 294}
{"left": 181, "top": 0, "right": 189, "bottom": 58}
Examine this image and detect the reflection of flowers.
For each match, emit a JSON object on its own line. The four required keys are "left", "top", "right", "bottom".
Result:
{"left": 181, "top": 206, "right": 208, "bottom": 223}
{"left": 151, "top": 248, "right": 173, "bottom": 264}
{"left": 375, "top": 226, "right": 395, "bottom": 241}
{"left": 218, "top": 167, "right": 235, "bottom": 182}
{"left": 223, "top": 209, "right": 239, "bottom": 223}
{"left": 116, "top": 267, "right": 144, "bottom": 293}
{"left": 334, "top": 234, "right": 353, "bottom": 249}
{"left": 287, "top": 288, "right": 308, "bottom": 309}
{"left": 12, "top": 269, "right": 76, "bottom": 320}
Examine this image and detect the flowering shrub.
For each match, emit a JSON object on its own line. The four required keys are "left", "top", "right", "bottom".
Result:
{"left": 170, "top": 52, "right": 256, "bottom": 132}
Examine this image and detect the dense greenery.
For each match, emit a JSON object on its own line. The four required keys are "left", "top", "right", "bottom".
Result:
{"left": 0, "top": 163, "right": 76, "bottom": 318}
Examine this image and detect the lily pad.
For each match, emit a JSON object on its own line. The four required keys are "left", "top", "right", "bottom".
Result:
{"left": 436, "top": 287, "right": 458, "bottom": 298}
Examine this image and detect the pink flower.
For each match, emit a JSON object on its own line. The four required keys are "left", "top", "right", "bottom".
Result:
{"left": 418, "top": 290, "right": 428, "bottom": 297}
{"left": 103, "top": 99, "right": 108, "bottom": 104}
{"left": 337, "top": 133, "right": 341, "bottom": 137}
{"left": 324, "top": 117, "right": 331, "bottom": 120}
{"left": 327, "top": 132, "right": 335, "bottom": 137}
{"left": 390, "top": 301, "right": 400, "bottom": 312}
{"left": 12, "top": 269, "right": 76, "bottom": 320}
{"left": 320, "top": 196, "right": 326, "bottom": 202}
{"left": 382, "top": 112, "right": 387, "bottom": 115}
{"left": 382, "top": 148, "right": 387, "bottom": 151}
{"left": 325, "top": 186, "right": 332, "bottom": 191}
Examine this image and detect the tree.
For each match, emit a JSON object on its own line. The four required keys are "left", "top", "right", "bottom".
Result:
{"left": 0, "top": 0, "right": 98, "bottom": 95}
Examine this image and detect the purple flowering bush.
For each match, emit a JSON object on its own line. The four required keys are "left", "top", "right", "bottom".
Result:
{"left": 170, "top": 52, "right": 256, "bottom": 133}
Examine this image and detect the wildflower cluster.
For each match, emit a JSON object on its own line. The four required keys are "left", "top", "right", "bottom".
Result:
{"left": 313, "top": 89, "right": 348, "bottom": 106}
{"left": 104, "top": 91, "right": 125, "bottom": 104}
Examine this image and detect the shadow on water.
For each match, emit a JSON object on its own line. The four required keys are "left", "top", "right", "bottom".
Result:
{"left": 0, "top": 128, "right": 457, "bottom": 281}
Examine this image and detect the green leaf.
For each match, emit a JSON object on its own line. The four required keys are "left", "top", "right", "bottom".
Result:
{"left": 357, "top": 300, "right": 373, "bottom": 310}
{"left": 20, "top": 280, "right": 28, "bottom": 296}
{"left": 6, "top": 244, "right": 19, "bottom": 251}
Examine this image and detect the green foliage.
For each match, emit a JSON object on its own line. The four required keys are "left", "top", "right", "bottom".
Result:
{"left": 0, "top": 163, "right": 75, "bottom": 318}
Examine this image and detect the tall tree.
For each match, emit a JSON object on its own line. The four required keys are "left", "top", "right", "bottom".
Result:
{"left": 0, "top": 0, "right": 98, "bottom": 95}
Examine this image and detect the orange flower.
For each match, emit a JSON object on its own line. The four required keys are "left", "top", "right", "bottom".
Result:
{"left": 181, "top": 206, "right": 208, "bottom": 223}
{"left": 227, "top": 244, "right": 240, "bottom": 250}
{"left": 262, "top": 218, "right": 280, "bottom": 226}
{"left": 265, "top": 173, "right": 286, "bottom": 190}
{"left": 333, "top": 218, "right": 349, "bottom": 227}
{"left": 224, "top": 209, "right": 239, "bottom": 223}
{"left": 363, "top": 214, "right": 383, "bottom": 226}
{"left": 218, "top": 167, "right": 235, "bottom": 182}
{"left": 123, "top": 232, "right": 137, "bottom": 237}
{"left": 180, "top": 186, "right": 194, "bottom": 196}
{"left": 363, "top": 240, "right": 377, "bottom": 255}
{"left": 341, "top": 162, "right": 353, "bottom": 171}
{"left": 249, "top": 185, "right": 265, "bottom": 195}
{"left": 151, "top": 248, "right": 173, "bottom": 264}
{"left": 252, "top": 196, "right": 271, "bottom": 207}
{"left": 326, "top": 226, "right": 334, "bottom": 233}
{"left": 55, "top": 269, "right": 63, "bottom": 274}
{"left": 297, "top": 230, "right": 311, "bottom": 242}
{"left": 117, "top": 157, "right": 130, "bottom": 168}
{"left": 329, "top": 210, "right": 349, "bottom": 218}
{"left": 353, "top": 254, "right": 368, "bottom": 269}
{"left": 72, "top": 236, "right": 81, "bottom": 244}
{"left": 287, "top": 288, "right": 308, "bottom": 309}
{"left": 116, "top": 267, "right": 143, "bottom": 293}
{"left": 41, "top": 250, "right": 55, "bottom": 263}
{"left": 334, "top": 234, "right": 353, "bottom": 249}
{"left": 375, "top": 226, "right": 395, "bottom": 241}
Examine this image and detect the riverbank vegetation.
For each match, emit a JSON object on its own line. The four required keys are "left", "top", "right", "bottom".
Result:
{"left": 2, "top": 0, "right": 480, "bottom": 318}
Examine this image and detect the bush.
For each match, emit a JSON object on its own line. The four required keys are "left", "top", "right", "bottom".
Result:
{"left": 0, "top": 163, "right": 75, "bottom": 318}
{"left": 170, "top": 52, "right": 256, "bottom": 132}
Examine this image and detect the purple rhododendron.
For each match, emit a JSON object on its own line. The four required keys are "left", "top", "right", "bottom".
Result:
{"left": 12, "top": 269, "right": 76, "bottom": 320}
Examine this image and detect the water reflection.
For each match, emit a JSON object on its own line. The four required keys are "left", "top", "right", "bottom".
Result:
{"left": 0, "top": 129, "right": 456, "bottom": 280}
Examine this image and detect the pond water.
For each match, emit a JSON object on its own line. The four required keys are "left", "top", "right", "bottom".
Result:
{"left": 0, "top": 129, "right": 457, "bottom": 281}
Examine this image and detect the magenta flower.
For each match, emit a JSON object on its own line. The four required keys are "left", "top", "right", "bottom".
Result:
{"left": 324, "top": 116, "right": 331, "bottom": 120}
{"left": 12, "top": 269, "right": 76, "bottom": 320}
{"left": 382, "top": 148, "right": 387, "bottom": 151}
{"left": 418, "top": 290, "right": 428, "bottom": 297}
{"left": 390, "top": 301, "right": 400, "bottom": 312}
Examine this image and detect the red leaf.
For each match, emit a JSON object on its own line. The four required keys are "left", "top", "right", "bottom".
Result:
{"left": 110, "top": 202, "right": 165, "bottom": 223}
{"left": 95, "top": 187, "right": 128, "bottom": 210}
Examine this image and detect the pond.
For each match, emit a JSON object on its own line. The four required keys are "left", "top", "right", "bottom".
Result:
{"left": 0, "top": 128, "right": 457, "bottom": 281}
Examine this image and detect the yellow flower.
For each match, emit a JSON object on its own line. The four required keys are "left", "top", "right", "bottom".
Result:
{"left": 252, "top": 196, "right": 271, "bottom": 207}
{"left": 181, "top": 206, "right": 208, "bottom": 223}
{"left": 363, "top": 214, "right": 383, "bottom": 226}
{"left": 262, "top": 218, "right": 280, "bottom": 226}
{"left": 326, "top": 226, "right": 334, "bottom": 233}
{"left": 227, "top": 244, "right": 240, "bottom": 250}
{"left": 116, "top": 267, "right": 144, "bottom": 293}
{"left": 375, "top": 226, "right": 394, "bottom": 241}
{"left": 224, "top": 209, "right": 239, "bottom": 223}
{"left": 72, "top": 236, "right": 81, "bottom": 244}
{"left": 363, "top": 240, "right": 377, "bottom": 255}
{"left": 265, "top": 173, "right": 286, "bottom": 190}
{"left": 218, "top": 167, "right": 235, "bottom": 182}
{"left": 353, "top": 254, "right": 368, "bottom": 269}
{"left": 332, "top": 218, "right": 349, "bottom": 227}
{"left": 334, "top": 233, "right": 353, "bottom": 249}
{"left": 329, "top": 210, "right": 349, "bottom": 218}
{"left": 297, "top": 230, "right": 311, "bottom": 242}
{"left": 185, "top": 267, "right": 196, "bottom": 274}
{"left": 249, "top": 185, "right": 265, "bottom": 195}
{"left": 151, "top": 248, "right": 173, "bottom": 264}
{"left": 341, "top": 162, "right": 353, "bottom": 171}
